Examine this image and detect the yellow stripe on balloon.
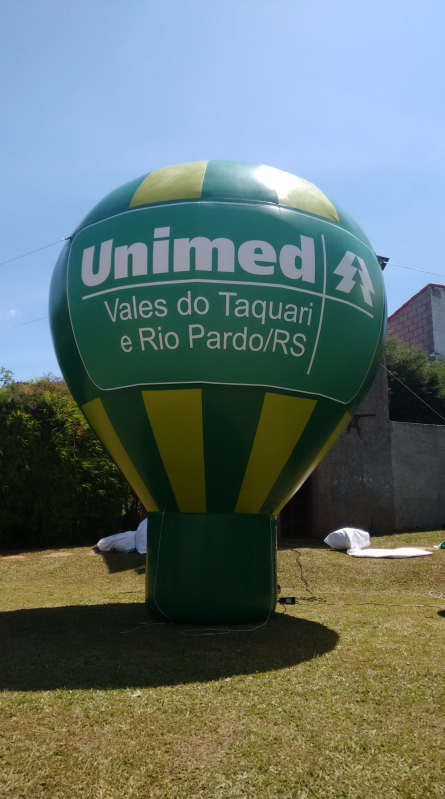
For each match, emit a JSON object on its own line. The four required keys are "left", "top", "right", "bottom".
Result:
{"left": 254, "top": 165, "right": 339, "bottom": 222}
{"left": 130, "top": 161, "right": 208, "bottom": 207}
{"left": 82, "top": 398, "right": 159, "bottom": 512}
{"left": 142, "top": 389, "right": 206, "bottom": 513}
{"left": 235, "top": 393, "right": 317, "bottom": 515}
{"left": 274, "top": 411, "right": 352, "bottom": 514}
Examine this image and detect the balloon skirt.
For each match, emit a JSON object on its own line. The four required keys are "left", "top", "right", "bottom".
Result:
{"left": 145, "top": 512, "right": 277, "bottom": 624}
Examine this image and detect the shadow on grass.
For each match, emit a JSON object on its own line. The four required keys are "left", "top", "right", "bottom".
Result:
{"left": 278, "top": 538, "right": 327, "bottom": 550}
{"left": 98, "top": 552, "right": 146, "bottom": 575}
{"left": 439, "top": 610, "right": 445, "bottom": 619}
{"left": 0, "top": 603, "right": 338, "bottom": 691}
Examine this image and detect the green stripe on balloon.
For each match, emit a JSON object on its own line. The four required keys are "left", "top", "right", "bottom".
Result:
{"left": 273, "top": 411, "right": 352, "bottom": 515}
{"left": 82, "top": 397, "right": 159, "bottom": 512}
{"left": 235, "top": 393, "right": 317, "bottom": 515}
{"left": 201, "top": 385, "right": 266, "bottom": 514}
{"left": 100, "top": 389, "right": 179, "bottom": 512}
{"left": 202, "top": 161, "right": 278, "bottom": 205}
{"left": 258, "top": 398, "right": 352, "bottom": 514}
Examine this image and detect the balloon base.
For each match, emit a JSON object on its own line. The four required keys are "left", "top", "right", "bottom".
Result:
{"left": 145, "top": 512, "right": 277, "bottom": 625}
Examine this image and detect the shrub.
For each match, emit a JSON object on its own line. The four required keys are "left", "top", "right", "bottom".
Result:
{"left": 0, "top": 374, "right": 142, "bottom": 549}
{"left": 386, "top": 336, "right": 445, "bottom": 424}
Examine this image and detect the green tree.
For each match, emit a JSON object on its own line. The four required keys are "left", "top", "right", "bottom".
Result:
{"left": 0, "top": 373, "right": 143, "bottom": 548}
{"left": 0, "top": 367, "right": 14, "bottom": 386}
{"left": 385, "top": 336, "right": 445, "bottom": 424}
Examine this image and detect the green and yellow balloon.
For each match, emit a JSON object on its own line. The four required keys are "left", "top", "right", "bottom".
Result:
{"left": 50, "top": 160, "right": 386, "bottom": 623}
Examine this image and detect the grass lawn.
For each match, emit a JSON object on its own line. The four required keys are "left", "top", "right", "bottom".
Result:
{"left": 1, "top": 530, "right": 445, "bottom": 798}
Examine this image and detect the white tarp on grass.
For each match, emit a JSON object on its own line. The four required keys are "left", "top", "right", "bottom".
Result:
{"left": 324, "top": 528, "right": 433, "bottom": 558}
{"left": 347, "top": 547, "right": 432, "bottom": 558}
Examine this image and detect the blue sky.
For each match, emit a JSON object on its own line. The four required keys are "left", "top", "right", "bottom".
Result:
{"left": 1, "top": 0, "right": 444, "bottom": 380}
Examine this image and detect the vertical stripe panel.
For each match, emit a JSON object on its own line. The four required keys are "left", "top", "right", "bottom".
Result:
{"left": 235, "top": 393, "right": 317, "bottom": 514}
{"left": 82, "top": 398, "right": 159, "bottom": 512}
{"left": 142, "top": 389, "right": 206, "bottom": 513}
{"left": 129, "top": 161, "right": 208, "bottom": 207}
{"left": 274, "top": 411, "right": 352, "bottom": 514}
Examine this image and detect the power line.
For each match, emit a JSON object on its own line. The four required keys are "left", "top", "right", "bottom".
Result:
{"left": 0, "top": 316, "right": 48, "bottom": 332}
{"left": 0, "top": 238, "right": 69, "bottom": 267}
{"left": 385, "top": 262, "right": 445, "bottom": 280}
{"left": 1, "top": 240, "right": 445, "bottom": 350}
{"left": 381, "top": 362, "right": 445, "bottom": 423}
{"left": 2, "top": 319, "right": 444, "bottom": 426}
{"left": 2, "top": 236, "right": 445, "bottom": 282}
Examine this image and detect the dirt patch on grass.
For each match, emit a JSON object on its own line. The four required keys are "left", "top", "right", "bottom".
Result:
{"left": 0, "top": 554, "right": 26, "bottom": 560}
{"left": 41, "top": 552, "right": 73, "bottom": 558}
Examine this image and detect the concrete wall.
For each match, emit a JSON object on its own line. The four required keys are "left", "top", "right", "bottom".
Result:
{"left": 430, "top": 284, "right": 445, "bottom": 358}
{"left": 311, "top": 373, "right": 445, "bottom": 538}
{"left": 307, "top": 289, "right": 445, "bottom": 538}
{"left": 312, "top": 364, "right": 396, "bottom": 538}
{"left": 391, "top": 421, "right": 445, "bottom": 531}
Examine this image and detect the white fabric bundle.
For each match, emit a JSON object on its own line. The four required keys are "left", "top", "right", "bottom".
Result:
{"left": 135, "top": 518, "right": 148, "bottom": 554}
{"left": 95, "top": 518, "right": 148, "bottom": 554}
{"left": 95, "top": 530, "right": 136, "bottom": 553}
{"left": 324, "top": 528, "right": 370, "bottom": 551}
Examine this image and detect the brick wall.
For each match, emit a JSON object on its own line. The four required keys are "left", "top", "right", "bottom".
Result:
{"left": 387, "top": 285, "right": 434, "bottom": 353}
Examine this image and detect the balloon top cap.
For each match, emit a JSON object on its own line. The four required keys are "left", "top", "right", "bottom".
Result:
{"left": 73, "top": 160, "right": 358, "bottom": 237}
{"left": 129, "top": 161, "right": 339, "bottom": 221}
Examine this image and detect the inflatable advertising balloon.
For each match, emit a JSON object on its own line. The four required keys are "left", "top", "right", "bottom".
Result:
{"left": 50, "top": 161, "right": 386, "bottom": 624}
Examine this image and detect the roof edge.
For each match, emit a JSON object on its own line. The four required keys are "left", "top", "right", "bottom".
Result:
{"left": 387, "top": 283, "right": 445, "bottom": 321}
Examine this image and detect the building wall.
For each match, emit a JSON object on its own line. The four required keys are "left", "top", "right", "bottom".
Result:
{"left": 387, "top": 285, "right": 434, "bottom": 353}
{"left": 312, "top": 364, "right": 396, "bottom": 537}
{"left": 309, "top": 366, "right": 445, "bottom": 538}
{"left": 391, "top": 421, "right": 445, "bottom": 531}
{"left": 302, "top": 284, "right": 445, "bottom": 538}
{"left": 430, "top": 284, "right": 445, "bottom": 357}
